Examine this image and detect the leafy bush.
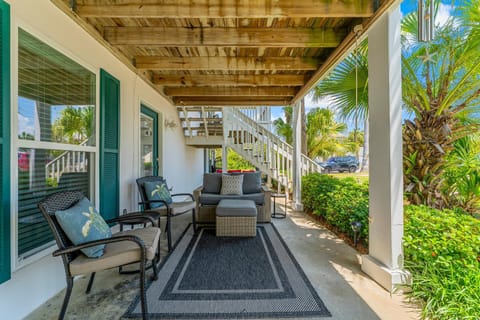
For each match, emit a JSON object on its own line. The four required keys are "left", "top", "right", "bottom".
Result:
{"left": 403, "top": 205, "right": 480, "bottom": 319}
{"left": 442, "top": 136, "right": 480, "bottom": 214}
{"left": 302, "top": 173, "right": 369, "bottom": 241}
{"left": 302, "top": 173, "right": 480, "bottom": 318}
{"left": 302, "top": 173, "right": 341, "bottom": 217}
{"left": 324, "top": 179, "right": 369, "bottom": 241}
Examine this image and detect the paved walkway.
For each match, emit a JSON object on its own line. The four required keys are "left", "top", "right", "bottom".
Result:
{"left": 26, "top": 200, "right": 420, "bottom": 319}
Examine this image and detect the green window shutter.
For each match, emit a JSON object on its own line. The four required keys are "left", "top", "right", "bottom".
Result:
{"left": 0, "top": 0, "right": 11, "bottom": 284}
{"left": 99, "top": 69, "right": 120, "bottom": 221}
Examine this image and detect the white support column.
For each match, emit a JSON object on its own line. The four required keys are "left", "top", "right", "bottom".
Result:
{"left": 222, "top": 108, "right": 228, "bottom": 172}
{"left": 221, "top": 146, "right": 228, "bottom": 172}
{"left": 362, "top": 4, "right": 411, "bottom": 292}
{"left": 291, "top": 102, "right": 303, "bottom": 211}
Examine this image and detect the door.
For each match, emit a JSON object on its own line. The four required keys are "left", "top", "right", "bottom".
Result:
{"left": 140, "top": 105, "right": 158, "bottom": 177}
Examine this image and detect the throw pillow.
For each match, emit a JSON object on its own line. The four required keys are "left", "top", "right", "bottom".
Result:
{"left": 202, "top": 173, "right": 222, "bottom": 194}
{"left": 242, "top": 171, "right": 262, "bottom": 194}
{"left": 220, "top": 174, "right": 244, "bottom": 195}
{"left": 55, "top": 197, "right": 112, "bottom": 258}
{"left": 144, "top": 181, "right": 172, "bottom": 209}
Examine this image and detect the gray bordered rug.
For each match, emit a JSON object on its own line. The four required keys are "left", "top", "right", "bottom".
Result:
{"left": 123, "top": 224, "right": 331, "bottom": 319}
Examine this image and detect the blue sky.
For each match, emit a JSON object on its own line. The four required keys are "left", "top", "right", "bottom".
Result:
{"left": 18, "top": 97, "right": 68, "bottom": 137}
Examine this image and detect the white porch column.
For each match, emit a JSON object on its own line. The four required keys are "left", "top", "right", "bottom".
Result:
{"left": 291, "top": 101, "right": 303, "bottom": 211}
{"left": 362, "top": 4, "right": 410, "bottom": 291}
{"left": 221, "top": 146, "right": 228, "bottom": 172}
{"left": 222, "top": 108, "right": 229, "bottom": 172}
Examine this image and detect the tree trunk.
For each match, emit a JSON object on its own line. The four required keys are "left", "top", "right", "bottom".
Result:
{"left": 360, "top": 116, "right": 369, "bottom": 172}
{"left": 301, "top": 98, "right": 307, "bottom": 155}
{"left": 403, "top": 110, "right": 457, "bottom": 209}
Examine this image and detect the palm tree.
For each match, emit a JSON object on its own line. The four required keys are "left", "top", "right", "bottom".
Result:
{"left": 401, "top": 1, "right": 480, "bottom": 208}
{"left": 312, "top": 40, "right": 369, "bottom": 171}
{"left": 53, "top": 106, "right": 94, "bottom": 144}
{"left": 273, "top": 106, "right": 293, "bottom": 144}
{"left": 305, "top": 108, "right": 349, "bottom": 159}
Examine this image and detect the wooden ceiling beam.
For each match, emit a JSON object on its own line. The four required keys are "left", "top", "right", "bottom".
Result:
{"left": 135, "top": 56, "right": 319, "bottom": 71}
{"left": 153, "top": 74, "right": 306, "bottom": 86}
{"left": 173, "top": 97, "right": 292, "bottom": 106}
{"left": 105, "top": 27, "right": 344, "bottom": 47}
{"left": 164, "top": 86, "right": 296, "bottom": 97}
{"left": 76, "top": 1, "right": 374, "bottom": 18}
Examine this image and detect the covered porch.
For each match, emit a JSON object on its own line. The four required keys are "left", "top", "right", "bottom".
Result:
{"left": 1, "top": 0, "right": 411, "bottom": 319}
{"left": 25, "top": 203, "right": 419, "bottom": 319}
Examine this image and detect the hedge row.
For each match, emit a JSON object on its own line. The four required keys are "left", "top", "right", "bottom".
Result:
{"left": 302, "top": 173, "right": 369, "bottom": 242}
{"left": 301, "top": 172, "right": 480, "bottom": 319}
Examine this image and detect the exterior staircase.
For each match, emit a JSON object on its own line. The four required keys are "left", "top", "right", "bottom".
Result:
{"left": 45, "top": 139, "right": 90, "bottom": 183}
{"left": 179, "top": 106, "right": 322, "bottom": 191}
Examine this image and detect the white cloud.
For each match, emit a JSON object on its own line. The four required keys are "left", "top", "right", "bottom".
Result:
{"left": 436, "top": 2, "right": 453, "bottom": 27}
{"left": 304, "top": 92, "right": 334, "bottom": 114}
{"left": 18, "top": 114, "right": 34, "bottom": 135}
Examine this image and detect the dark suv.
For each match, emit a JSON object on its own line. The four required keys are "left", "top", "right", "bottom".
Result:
{"left": 320, "top": 156, "right": 359, "bottom": 173}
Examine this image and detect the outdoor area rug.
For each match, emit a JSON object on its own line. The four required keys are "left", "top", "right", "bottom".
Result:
{"left": 123, "top": 224, "right": 331, "bottom": 319}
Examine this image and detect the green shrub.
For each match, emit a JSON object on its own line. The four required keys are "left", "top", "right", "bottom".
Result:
{"left": 302, "top": 173, "right": 369, "bottom": 241}
{"left": 302, "top": 173, "right": 480, "bottom": 318}
{"left": 324, "top": 179, "right": 369, "bottom": 240}
{"left": 404, "top": 205, "right": 480, "bottom": 319}
{"left": 302, "top": 173, "right": 340, "bottom": 217}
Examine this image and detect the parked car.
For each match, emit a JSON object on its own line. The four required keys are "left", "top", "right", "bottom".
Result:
{"left": 319, "top": 156, "right": 359, "bottom": 173}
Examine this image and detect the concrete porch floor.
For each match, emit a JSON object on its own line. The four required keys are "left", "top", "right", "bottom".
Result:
{"left": 25, "top": 200, "right": 420, "bottom": 320}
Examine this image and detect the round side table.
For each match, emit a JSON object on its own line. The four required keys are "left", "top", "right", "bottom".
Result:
{"left": 271, "top": 193, "right": 287, "bottom": 219}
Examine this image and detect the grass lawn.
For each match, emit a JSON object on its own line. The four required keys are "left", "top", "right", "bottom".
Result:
{"left": 326, "top": 172, "right": 369, "bottom": 183}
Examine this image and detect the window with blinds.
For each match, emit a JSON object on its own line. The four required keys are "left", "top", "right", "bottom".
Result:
{"left": 17, "top": 29, "right": 96, "bottom": 260}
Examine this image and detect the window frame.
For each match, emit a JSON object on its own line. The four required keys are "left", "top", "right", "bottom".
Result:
{"left": 12, "top": 24, "right": 100, "bottom": 270}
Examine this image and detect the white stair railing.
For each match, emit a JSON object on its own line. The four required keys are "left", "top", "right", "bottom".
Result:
{"left": 223, "top": 107, "right": 322, "bottom": 191}
{"left": 45, "top": 139, "right": 89, "bottom": 182}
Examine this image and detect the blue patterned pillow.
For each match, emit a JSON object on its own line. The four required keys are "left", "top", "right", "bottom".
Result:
{"left": 55, "top": 197, "right": 112, "bottom": 258}
{"left": 144, "top": 181, "right": 172, "bottom": 209}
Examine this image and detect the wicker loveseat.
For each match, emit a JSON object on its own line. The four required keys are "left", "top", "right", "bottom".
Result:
{"left": 193, "top": 172, "right": 271, "bottom": 223}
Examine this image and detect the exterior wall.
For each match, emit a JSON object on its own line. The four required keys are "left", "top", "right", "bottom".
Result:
{"left": 0, "top": 1, "right": 204, "bottom": 319}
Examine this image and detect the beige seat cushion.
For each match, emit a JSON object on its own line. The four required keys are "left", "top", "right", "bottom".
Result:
{"left": 69, "top": 226, "right": 160, "bottom": 276}
{"left": 151, "top": 201, "right": 195, "bottom": 216}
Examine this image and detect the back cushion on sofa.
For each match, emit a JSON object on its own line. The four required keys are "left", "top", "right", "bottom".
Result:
{"left": 220, "top": 174, "right": 244, "bottom": 195}
{"left": 202, "top": 173, "right": 222, "bottom": 193}
{"left": 242, "top": 171, "right": 262, "bottom": 194}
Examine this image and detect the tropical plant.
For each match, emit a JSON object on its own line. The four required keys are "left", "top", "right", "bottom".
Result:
{"left": 214, "top": 148, "right": 255, "bottom": 171}
{"left": 401, "top": 1, "right": 480, "bottom": 209}
{"left": 312, "top": 39, "right": 369, "bottom": 171}
{"left": 305, "top": 108, "right": 350, "bottom": 159}
{"left": 273, "top": 106, "right": 293, "bottom": 144}
{"left": 346, "top": 130, "right": 364, "bottom": 155}
{"left": 52, "top": 106, "right": 94, "bottom": 144}
{"left": 442, "top": 134, "right": 480, "bottom": 214}
{"left": 403, "top": 205, "right": 480, "bottom": 319}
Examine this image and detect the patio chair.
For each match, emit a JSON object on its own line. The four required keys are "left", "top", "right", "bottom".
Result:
{"left": 38, "top": 190, "right": 160, "bottom": 320}
{"left": 136, "top": 176, "right": 196, "bottom": 252}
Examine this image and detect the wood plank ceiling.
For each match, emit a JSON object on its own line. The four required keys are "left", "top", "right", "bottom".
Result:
{"left": 52, "top": 0, "right": 396, "bottom": 107}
